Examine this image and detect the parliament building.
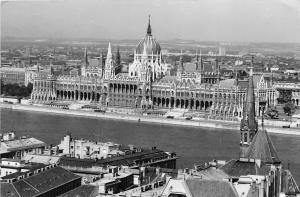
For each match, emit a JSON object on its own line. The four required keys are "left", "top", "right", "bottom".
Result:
{"left": 30, "top": 17, "right": 277, "bottom": 120}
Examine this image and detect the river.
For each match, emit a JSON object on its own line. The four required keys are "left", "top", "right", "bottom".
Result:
{"left": 1, "top": 108, "right": 300, "bottom": 184}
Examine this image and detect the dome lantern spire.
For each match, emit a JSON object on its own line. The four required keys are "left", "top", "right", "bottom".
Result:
{"left": 147, "top": 15, "right": 152, "bottom": 35}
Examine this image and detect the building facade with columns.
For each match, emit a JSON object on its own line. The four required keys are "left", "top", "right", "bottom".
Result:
{"left": 274, "top": 82, "right": 300, "bottom": 107}
{"left": 30, "top": 18, "right": 276, "bottom": 118}
{"left": 209, "top": 72, "right": 277, "bottom": 121}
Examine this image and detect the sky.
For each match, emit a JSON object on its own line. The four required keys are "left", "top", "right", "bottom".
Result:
{"left": 1, "top": 0, "right": 300, "bottom": 43}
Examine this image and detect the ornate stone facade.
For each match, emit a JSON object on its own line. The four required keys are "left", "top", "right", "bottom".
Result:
{"left": 30, "top": 18, "right": 276, "bottom": 118}
{"left": 209, "top": 71, "right": 277, "bottom": 121}
{"left": 274, "top": 82, "right": 300, "bottom": 106}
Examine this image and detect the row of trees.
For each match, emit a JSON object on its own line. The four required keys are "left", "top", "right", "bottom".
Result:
{"left": 0, "top": 81, "right": 33, "bottom": 98}
{"left": 265, "top": 102, "right": 296, "bottom": 119}
{"left": 283, "top": 102, "right": 296, "bottom": 116}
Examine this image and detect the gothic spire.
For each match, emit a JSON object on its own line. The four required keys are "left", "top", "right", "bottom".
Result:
{"left": 195, "top": 49, "right": 199, "bottom": 70}
{"left": 200, "top": 50, "right": 203, "bottom": 73}
{"left": 99, "top": 50, "right": 104, "bottom": 67}
{"left": 50, "top": 60, "right": 54, "bottom": 75}
{"left": 107, "top": 42, "right": 112, "bottom": 60}
{"left": 84, "top": 47, "right": 89, "bottom": 66}
{"left": 243, "top": 57, "right": 258, "bottom": 132}
{"left": 234, "top": 69, "right": 239, "bottom": 86}
{"left": 216, "top": 56, "right": 220, "bottom": 83}
{"left": 147, "top": 15, "right": 152, "bottom": 35}
{"left": 101, "top": 51, "right": 106, "bottom": 66}
{"left": 179, "top": 50, "right": 184, "bottom": 73}
{"left": 37, "top": 61, "right": 40, "bottom": 72}
{"left": 239, "top": 57, "right": 258, "bottom": 157}
{"left": 115, "top": 46, "right": 121, "bottom": 66}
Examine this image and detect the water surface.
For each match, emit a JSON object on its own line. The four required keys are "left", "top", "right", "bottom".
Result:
{"left": 1, "top": 108, "right": 299, "bottom": 184}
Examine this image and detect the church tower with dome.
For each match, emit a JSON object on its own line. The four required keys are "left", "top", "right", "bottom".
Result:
{"left": 31, "top": 16, "right": 277, "bottom": 116}
{"left": 128, "top": 16, "right": 169, "bottom": 81}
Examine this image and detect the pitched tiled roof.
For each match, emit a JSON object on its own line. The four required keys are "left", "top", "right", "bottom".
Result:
{"left": 59, "top": 185, "right": 98, "bottom": 197}
{"left": 220, "top": 159, "right": 256, "bottom": 177}
{"left": 185, "top": 179, "right": 239, "bottom": 197}
{"left": 245, "top": 129, "right": 280, "bottom": 164}
{"left": 195, "top": 168, "right": 229, "bottom": 180}
{"left": 0, "top": 183, "right": 20, "bottom": 197}
{"left": 1, "top": 166, "right": 81, "bottom": 197}
{"left": 220, "top": 159, "right": 271, "bottom": 177}
{"left": 59, "top": 149, "right": 171, "bottom": 168}
{"left": 1, "top": 163, "right": 46, "bottom": 180}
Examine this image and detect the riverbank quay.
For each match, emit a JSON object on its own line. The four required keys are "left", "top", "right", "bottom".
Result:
{"left": 1, "top": 103, "right": 300, "bottom": 136}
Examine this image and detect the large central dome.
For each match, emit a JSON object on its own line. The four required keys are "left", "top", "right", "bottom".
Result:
{"left": 136, "top": 17, "right": 161, "bottom": 55}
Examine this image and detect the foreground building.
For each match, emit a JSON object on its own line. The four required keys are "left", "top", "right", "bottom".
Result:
{"left": 0, "top": 165, "right": 82, "bottom": 197}
{"left": 0, "top": 132, "right": 46, "bottom": 159}
{"left": 161, "top": 67, "right": 299, "bottom": 197}
{"left": 0, "top": 158, "right": 45, "bottom": 178}
{"left": 58, "top": 148, "right": 177, "bottom": 173}
{"left": 30, "top": 18, "right": 276, "bottom": 119}
{"left": 57, "top": 134, "right": 126, "bottom": 159}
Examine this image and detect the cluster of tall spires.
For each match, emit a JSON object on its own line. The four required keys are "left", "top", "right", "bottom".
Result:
{"left": 83, "top": 42, "right": 121, "bottom": 68}
{"left": 178, "top": 49, "right": 205, "bottom": 73}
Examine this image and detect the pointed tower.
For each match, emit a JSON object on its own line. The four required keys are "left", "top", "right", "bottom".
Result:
{"left": 216, "top": 57, "right": 220, "bottom": 84}
{"left": 104, "top": 43, "right": 115, "bottom": 80}
{"left": 50, "top": 60, "right": 54, "bottom": 76}
{"left": 233, "top": 69, "right": 239, "bottom": 86}
{"left": 147, "top": 14, "right": 152, "bottom": 36}
{"left": 81, "top": 48, "right": 89, "bottom": 76}
{"left": 84, "top": 47, "right": 89, "bottom": 67}
{"left": 99, "top": 50, "right": 105, "bottom": 78}
{"left": 180, "top": 50, "right": 184, "bottom": 72}
{"left": 37, "top": 61, "right": 40, "bottom": 72}
{"left": 177, "top": 50, "right": 184, "bottom": 79}
{"left": 107, "top": 43, "right": 112, "bottom": 60}
{"left": 200, "top": 50, "right": 203, "bottom": 73}
{"left": 240, "top": 58, "right": 258, "bottom": 157}
{"left": 115, "top": 46, "right": 121, "bottom": 67}
{"left": 99, "top": 50, "right": 103, "bottom": 67}
{"left": 195, "top": 49, "right": 199, "bottom": 71}
{"left": 195, "top": 49, "right": 202, "bottom": 83}
{"left": 101, "top": 51, "right": 106, "bottom": 66}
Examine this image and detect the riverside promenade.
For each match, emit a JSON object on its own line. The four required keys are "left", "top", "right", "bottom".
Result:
{"left": 1, "top": 103, "right": 300, "bottom": 136}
